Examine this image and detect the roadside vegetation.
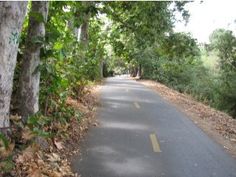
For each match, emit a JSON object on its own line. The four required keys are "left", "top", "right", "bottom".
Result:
{"left": 138, "top": 29, "right": 236, "bottom": 118}
{"left": 0, "top": 1, "right": 235, "bottom": 176}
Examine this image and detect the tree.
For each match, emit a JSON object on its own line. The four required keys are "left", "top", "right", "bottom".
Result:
{"left": 0, "top": 2, "right": 28, "bottom": 130}
{"left": 158, "top": 32, "right": 200, "bottom": 61}
{"left": 209, "top": 29, "right": 236, "bottom": 117}
{"left": 103, "top": 1, "right": 189, "bottom": 77}
{"left": 19, "top": 1, "right": 49, "bottom": 122}
{"left": 79, "top": 2, "right": 91, "bottom": 46}
{"left": 209, "top": 28, "right": 236, "bottom": 70}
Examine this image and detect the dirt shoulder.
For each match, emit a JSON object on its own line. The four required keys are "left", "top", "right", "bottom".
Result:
{"left": 137, "top": 79, "right": 236, "bottom": 158}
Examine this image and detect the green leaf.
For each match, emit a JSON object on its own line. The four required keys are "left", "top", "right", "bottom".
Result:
{"left": 0, "top": 133, "right": 9, "bottom": 149}
{"left": 53, "top": 42, "right": 64, "bottom": 50}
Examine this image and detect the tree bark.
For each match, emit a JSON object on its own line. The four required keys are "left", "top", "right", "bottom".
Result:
{"left": 130, "top": 67, "right": 138, "bottom": 77}
{"left": 80, "top": 2, "right": 91, "bottom": 46}
{"left": 137, "top": 64, "right": 142, "bottom": 78}
{"left": 19, "top": 1, "right": 49, "bottom": 122}
{"left": 100, "top": 61, "right": 104, "bottom": 79}
{"left": 0, "top": 2, "right": 28, "bottom": 129}
{"left": 80, "top": 14, "right": 90, "bottom": 46}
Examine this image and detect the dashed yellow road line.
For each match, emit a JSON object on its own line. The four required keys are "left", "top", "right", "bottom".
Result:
{"left": 150, "top": 133, "right": 161, "bottom": 152}
{"left": 134, "top": 102, "right": 140, "bottom": 109}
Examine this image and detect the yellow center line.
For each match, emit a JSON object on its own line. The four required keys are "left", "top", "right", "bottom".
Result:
{"left": 150, "top": 133, "right": 161, "bottom": 153}
{"left": 134, "top": 102, "right": 140, "bottom": 109}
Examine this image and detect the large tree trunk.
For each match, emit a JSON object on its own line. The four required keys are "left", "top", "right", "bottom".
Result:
{"left": 0, "top": 2, "right": 28, "bottom": 130}
{"left": 19, "top": 1, "right": 49, "bottom": 122}
{"left": 80, "top": 2, "right": 91, "bottom": 46}
{"left": 80, "top": 14, "right": 89, "bottom": 45}
{"left": 100, "top": 61, "right": 104, "bottom": 79}
{"left": 137, "top": 64, "right": 142, "bottom": 78}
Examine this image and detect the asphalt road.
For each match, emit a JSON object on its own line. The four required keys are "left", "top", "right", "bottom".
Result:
{"left": 72, "top": 76, "right": 236, "bottom": 177}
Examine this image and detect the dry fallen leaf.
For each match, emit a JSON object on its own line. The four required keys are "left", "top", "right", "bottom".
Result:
{"left": 0, "top": 143, "right": 15, "bottom": 158}
{"left": 92, "top": 122, "right": 98, "bottom": 127}
{"left": 53, "top": 140, "right": 64, "bottom": 150}
{"left": 27, "top": 168, "right": 43, "bottom": 177}
{"left": 46, "top": 153, "right": 60, "bottom": 162}
{"left": 224, "top": 146, "right": 229, "bottom": 150}
{"left": 47, "top": 171, "right": 63, "bottom": 177}
{"left": 230, "top": 138, "right": 236, "bottom": 142}
{"left": 22, "top": 128, "right": 35, "bottom": 141}
{"left": 16, "top": 144, "right": 38, "bottom": 163}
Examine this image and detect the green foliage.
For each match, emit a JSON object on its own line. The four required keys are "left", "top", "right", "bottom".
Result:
{"left": 158, "top": 32, "right": 200, "bottom": 60}
{"left": 142, "top": 32, "right": 200, "bottom": 91}
{"left": 0, "top": 133, "right": 9, "bottom": 149}
{"left": 38, "top": 2, "right": 106, "bottom": 119}
{"left": 27, "top": 114, "right": 52, "bottom": 138}
{"left": 105, "top": 2, "right": 190, "bottom": 77}
{"left": 130, "top": 28, "right": 235, "bottom": 118}
{"left": 11, "top": 2, "right": 106, "bottom": 143}
{"left": 0, "top": 156, "right": 14, "bottom": 174}
{"left": 0, "top": 135, "right": 14, "bottom": 174}
{"left": 207, "top": 29, "right": 236, "bottom": 116}
{"left": 209, "top": 28, "right": 236, "bottom": 71}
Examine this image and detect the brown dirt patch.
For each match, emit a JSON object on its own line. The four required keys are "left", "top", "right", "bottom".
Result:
{"left": 137, "top": 79, "right": 236, "bottom": 158}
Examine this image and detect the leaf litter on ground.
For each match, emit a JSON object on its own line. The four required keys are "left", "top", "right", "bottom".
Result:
{"left": 1, "top": 84, "right": 101, "bottom": 177}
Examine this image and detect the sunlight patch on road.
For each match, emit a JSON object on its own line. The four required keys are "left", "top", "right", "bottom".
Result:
{"left": 134, "top": 102, "right": 140, "bottom": 109}
{"left": 150, "top": 133, "right": 161, "bottom": 153}
{"left": 104, "top": 157, "right": 155, "bottom": 176}
{"left": 102, "top": 121, "right": 147, "bottom": 130}
{"left": 89, "top": 146, "right": 118, "bottom": 155}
